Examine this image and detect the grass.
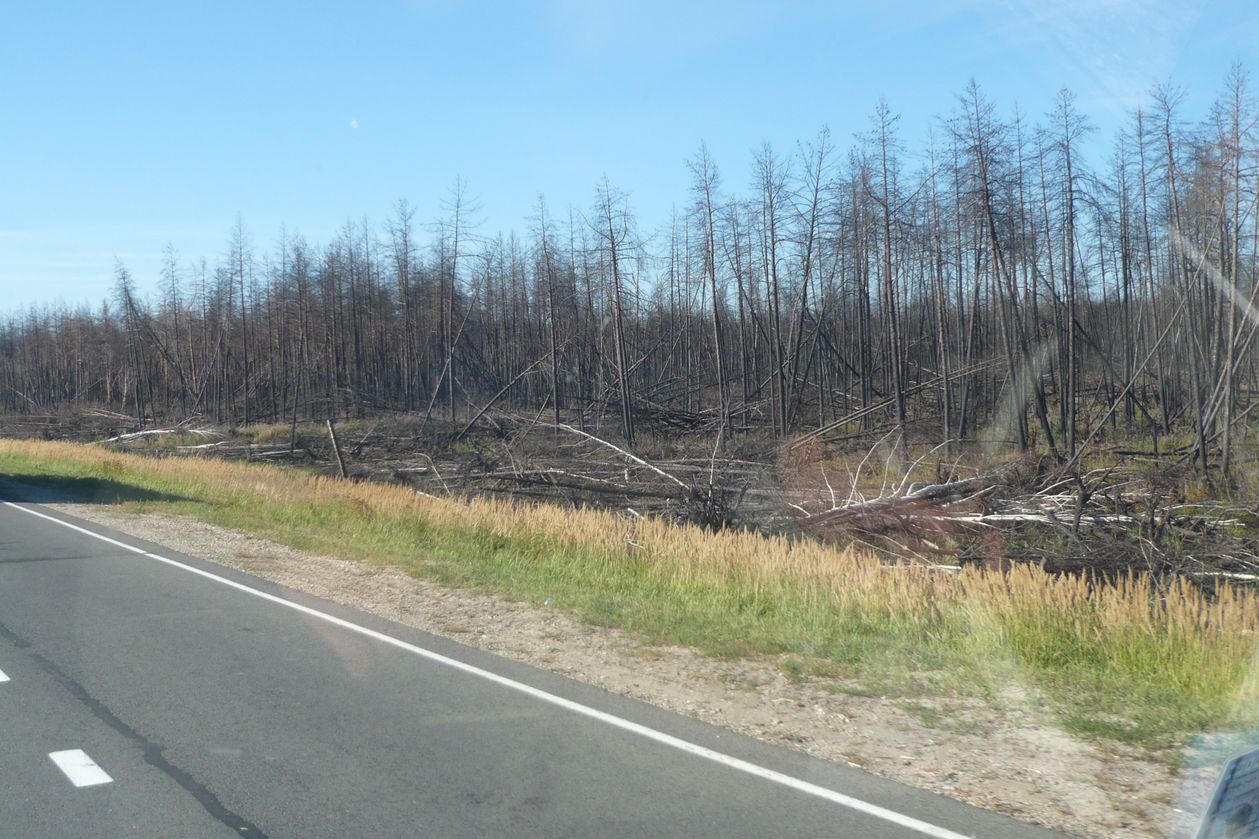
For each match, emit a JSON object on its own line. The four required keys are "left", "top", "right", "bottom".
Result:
{"left": 2, "top": 438, "right": 1258, "bottom": 753}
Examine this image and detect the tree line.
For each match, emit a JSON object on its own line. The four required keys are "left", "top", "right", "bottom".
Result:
{"left": 2, "top": 69, "right": 1256, "bottom": 474}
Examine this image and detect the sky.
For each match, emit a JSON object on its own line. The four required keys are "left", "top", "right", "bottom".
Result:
{"left": 1, "top": 0, "right": 1256, "bottom": 311}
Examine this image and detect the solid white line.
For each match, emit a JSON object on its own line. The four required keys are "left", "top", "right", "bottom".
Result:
{"left": 48, "top": 749, "right": 113, "bottom": 787}
{"left": 2, "top": 500, "right": 973, "bottom": 839}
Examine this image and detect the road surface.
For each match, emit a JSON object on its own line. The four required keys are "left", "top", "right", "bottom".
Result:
{"left": 0, "top": 492, "right": 1067, "bottom": 838}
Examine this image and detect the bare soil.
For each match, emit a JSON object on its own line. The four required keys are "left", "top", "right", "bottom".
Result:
{"left": 22, "top": 495, "right": 1231, "bottom": 839}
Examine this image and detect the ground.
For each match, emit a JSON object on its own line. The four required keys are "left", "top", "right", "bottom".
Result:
{"left": 24, "top": 491, "right": 1231, "bottom": 839}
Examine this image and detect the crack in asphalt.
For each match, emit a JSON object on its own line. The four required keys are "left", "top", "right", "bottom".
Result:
{"left": 0, "top": 618, "right": 267, "bottom": 838}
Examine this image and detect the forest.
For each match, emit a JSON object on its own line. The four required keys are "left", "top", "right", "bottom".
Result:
{"left": 2, "top": 72, "right": 1258, "bottom": 572}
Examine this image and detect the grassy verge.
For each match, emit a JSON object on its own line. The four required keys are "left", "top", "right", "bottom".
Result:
{"left": 2, "top": 438, "right": 1257, "bottom": 753}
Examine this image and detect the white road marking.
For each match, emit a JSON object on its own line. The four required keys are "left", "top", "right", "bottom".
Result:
{"left": 2, "top": 500, "right": 973, "bottom": 839}
{"left": 48, "top": 749, "right": 113, "bottom": 787}
{"left": 0, "top": 667, "right": 9, "bottom": 683}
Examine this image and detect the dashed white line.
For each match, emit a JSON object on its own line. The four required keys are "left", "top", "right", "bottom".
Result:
{"left": 0, "top": 667, "right": 9, "bottom": 683}
{"left": 2, "top": 500, "right": 974, "bottom": 839}
{"left": 49, "top": 749, "right": 113, "bottom": 787}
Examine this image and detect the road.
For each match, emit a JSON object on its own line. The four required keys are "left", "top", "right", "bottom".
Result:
{"left": 0, "top": 494, "right": 1067, "bottom": 838}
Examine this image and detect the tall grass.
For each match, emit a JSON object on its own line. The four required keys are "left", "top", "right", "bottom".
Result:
{"left": 2, "top": 439, "right": 1256, "bottom": 749}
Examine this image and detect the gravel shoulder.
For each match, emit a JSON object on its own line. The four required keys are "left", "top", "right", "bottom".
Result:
{"left": 15, "top": 491, "right": 1229, "bottom": 839}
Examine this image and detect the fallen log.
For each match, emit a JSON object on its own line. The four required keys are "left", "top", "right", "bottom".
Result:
{"left": 801, "top": 464, "right": 1018, "bottom": 528}
{"left": 105, "top": 427, "right": 218, "bottom": 443}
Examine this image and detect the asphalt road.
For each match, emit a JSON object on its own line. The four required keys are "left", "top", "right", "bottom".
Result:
{"left": 0, "top": 494, "right": 1068, "bottom": 838}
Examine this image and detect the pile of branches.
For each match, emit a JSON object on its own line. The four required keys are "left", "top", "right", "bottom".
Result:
{"left": 0, "top": 408, "right": 149, "bottom": 442}
{"left": 468, "top": 423, "right": 765, "bottom": 531}
{"left": 786, "top": 438, "right": 1259, "bottom": 580}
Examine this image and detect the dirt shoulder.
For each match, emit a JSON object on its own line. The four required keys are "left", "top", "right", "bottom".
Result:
{"left": 23, "top": 495, "right": 1222, "bottom": 839}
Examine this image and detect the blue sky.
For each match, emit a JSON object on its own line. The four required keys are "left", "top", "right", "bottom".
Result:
{"left": 2, "top": 0, "right": 1255, "bottom": 310}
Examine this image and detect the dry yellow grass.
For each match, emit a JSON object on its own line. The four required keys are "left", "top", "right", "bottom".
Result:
{"left": 2, "top": 438, "right": 1256, "bottom": 748}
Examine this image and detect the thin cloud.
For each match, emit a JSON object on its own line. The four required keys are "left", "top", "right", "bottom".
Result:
{"left": 998, "top": 0, "right": 1207, "bottom": 115}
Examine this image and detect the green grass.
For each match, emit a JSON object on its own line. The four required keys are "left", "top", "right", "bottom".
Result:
{"left": 2, "top": 439, "right": 1258, "bottom": 755}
